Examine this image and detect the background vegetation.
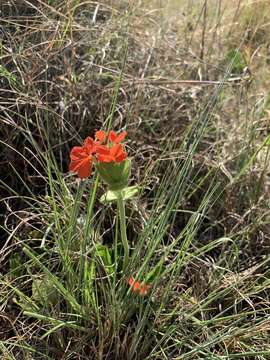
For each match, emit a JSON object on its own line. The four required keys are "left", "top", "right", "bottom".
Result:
{"left": 0, "top": 0, "right": 270, "bottom": 359}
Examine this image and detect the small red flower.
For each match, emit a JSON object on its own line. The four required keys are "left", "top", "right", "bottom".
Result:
{"left": 69, "top": 137, "right": 105, "bottom": 179}
{"left": 69, "top": 130, "right": 128, "bottom": 179}
{"left": 95, "top": 130, "right": 107, "bottom": 143}
{"left": 128, "top": 276, "right": 150, "bottom": 296}
{"left": 108, "top": 130, "right": 127, "bottom": 144}
{"left": 94, "top": 130, "right": 127, "bottom": 145}
{"left": 139, "top": 283, "right": 150, "bottom": 296}
{"left": 97, "top": 143, "right": 127, "bottom": 163}
{"left": 128, "top": 276, "right": 141, "bottom": 293}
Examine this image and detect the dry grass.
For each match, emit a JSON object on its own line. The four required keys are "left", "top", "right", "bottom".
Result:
{"left": 1, "top": 0, "right": 270, "bottom": 359}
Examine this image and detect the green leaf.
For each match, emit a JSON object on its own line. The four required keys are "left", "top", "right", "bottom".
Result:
{"left": 0, "top": 64, "right": 17, "bottom": 86}
{"left": 226, "top": 49, "right": 246, "bottom": 73}
{"left": 145, "top": 260, "right": 166, "bottom": 283}
{"left": 100, "top": 185, "right": 139, "bottom": 203}
{"left": 23, "top": 246, "right": 82, "bottom": 313}
{"left": 95, "top": 244, "right": 113, "bottom": 274}
{"left": 32, "top": 275, "right": 59, "bottom": 306}
{"left": 9, "top": 253, "right": 25, "bottom": 278}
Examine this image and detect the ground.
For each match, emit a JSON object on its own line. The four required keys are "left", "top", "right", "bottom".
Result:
{"left": 0, "top": 1, "right": 270, "bottom": 359}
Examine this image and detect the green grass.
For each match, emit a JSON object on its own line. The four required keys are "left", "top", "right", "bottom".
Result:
{"left": 1, "top": 0, "right": 270, "bottom": 359}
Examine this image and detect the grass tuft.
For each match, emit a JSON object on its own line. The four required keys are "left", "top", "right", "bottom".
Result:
{"left": 1, "top": 0, "right": 270, "bottom": 359}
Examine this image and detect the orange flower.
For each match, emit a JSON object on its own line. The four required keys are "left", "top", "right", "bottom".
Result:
{"left": 69, "top": 136, "right": 106, "bottom": 179}
{"left": 128, "top": 276, "right": 150, "bottom": 296}
{"left": 139, "top": 283, "right": 150, "bottom": 296}
{"left": 128, "top": 276, "right": 141, "bottom": 293}
{"left": 94, "top": 130, "right": 127, "bottom": 145}
{"left": 108, "top": 130, "right": 127, "bottom": 144}
{"left": 69, "top": 130, "right": 128, "bottom": 179}
{"left": 93, "top": 130, "right": 127, "bottom": 163}
{"left": 95, "top": 130, "right": 107, "bottom": 143}
{"left": 97, "top": 143, "right": 127, "bottom": 163}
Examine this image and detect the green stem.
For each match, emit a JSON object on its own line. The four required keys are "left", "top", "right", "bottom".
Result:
{"left": 79, "top": 175, "right": 99, "bottom": 302}
{"left": 117, "top": 192, "right": 129, "bottom": 272}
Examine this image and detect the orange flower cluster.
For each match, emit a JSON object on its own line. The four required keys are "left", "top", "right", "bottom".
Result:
{"left": 128, "top": 276, "right": 150, "bottom": 296}
{"left": 69, "top": 130, "right": 127, "bottom": 179}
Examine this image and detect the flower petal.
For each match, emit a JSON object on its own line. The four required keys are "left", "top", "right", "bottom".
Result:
{"left": 128, "top": 276, "right": 135, "bottom": 286}
{"left": 115, "top": 131, "right": 127, "bottom": 143}
{"left": 69, "top": 159, "right": 82, "bottom": 172}
{"left": 70, "top": 146, "right": 86, "bottom": 160}
{"left": 108, "top": 131, "right": 117, "bottom": 143}
{"left": 96, "top": 144, "right": 111, "bottom": 155}
{"left": 133, "top": 281, "right": 141, "bottom": 292}
{"left": 115, "top": 151, "right": 127, "bottom": 162}
{"left": 69, "top": 148, "right": 92, "bottom": 179}
{"left": 83, "top": 137, "right": 95, "bottom": 153}
{"left": 110, "top": 144, "right": 127, "bottom": 162}
{"left": 95, "top": 130, "right": 107, "bottom": 142}
{"left": 97, "top": 153, "right": 114, "bottom": 162}
{"left": 140, "top": 284, "right": 150, "bottom": 296}
{"left": 110, "top": 143, "right": 122, "bottom": 157}
{"left": 76, "top": 158, "right": 92, "bottom": 178}
{"left": 108, "top": 130, "right": 127, "bottom": 143}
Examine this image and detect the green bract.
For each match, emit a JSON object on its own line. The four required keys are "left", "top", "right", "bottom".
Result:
{"left": 96, "top": 159, "right": 131, "bottom": 191}
{"left": 100, "top": 185, "right": 139, "bottom": 203}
